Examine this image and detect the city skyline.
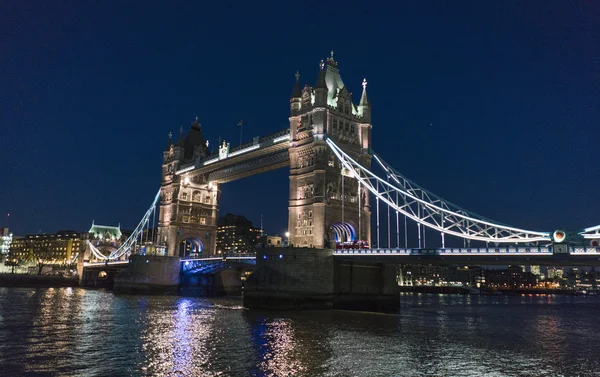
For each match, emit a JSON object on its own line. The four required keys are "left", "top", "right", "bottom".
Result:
{"left": 2, "top": 2, "right": 599, "bottom": 238}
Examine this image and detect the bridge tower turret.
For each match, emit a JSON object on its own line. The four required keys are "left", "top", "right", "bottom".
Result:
{"left": 289, "top": 71, "right": 302, "bottom": 141}
{"left": 288, "top": 52, "right": 372, "bottom": 249}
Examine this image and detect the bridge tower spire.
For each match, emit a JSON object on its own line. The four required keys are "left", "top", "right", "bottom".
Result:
{"left": 288, "top": 52, "right": 372, "bottom": 249}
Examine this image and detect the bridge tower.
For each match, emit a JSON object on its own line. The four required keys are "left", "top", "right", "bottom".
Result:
{"left": 288, "top": 53, "right": 372, "bottom": 249}
{"left": 157, "top": 119, "right": 220, "bottom": 256}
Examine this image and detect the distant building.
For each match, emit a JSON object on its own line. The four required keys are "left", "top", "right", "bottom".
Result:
{"left": 530, "top": 265, "right": 541, "bottom": 276}
{"left": 398, "top": 265, "right": 476, "bottom": 287}
{"left": 566, "top": 268, "right": 597, "bottom": 289}
{"left": 87, "top": 222, "right": 124, "bottom": 259}
{"left": 555, "top": 269, "right": 564, "bottom": 279}
{"left": 257, "top": 235, "right": 283, "bottom": 248}
{"left": 88, "top": 221, "right": 122, "bottom": 241}
{"left": 7, "top": 230, "right": 85, "bottom": 266}
{"left": 484, "top": 265, "right": 538, "bottom": 289}
{"left": 216, "top": 213, "right": 262, "bottom": 253}
{"left": 0, "top": 228, "right": 13, "bottom": 256}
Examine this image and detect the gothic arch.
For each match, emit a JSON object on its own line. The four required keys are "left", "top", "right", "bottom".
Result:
{"left": 329, "top": 222, "right": 356, "bottom": 243}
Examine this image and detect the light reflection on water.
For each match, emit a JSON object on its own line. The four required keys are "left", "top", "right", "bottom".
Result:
{"left": 0, "top": 288, "right": 599, "bottom": 376}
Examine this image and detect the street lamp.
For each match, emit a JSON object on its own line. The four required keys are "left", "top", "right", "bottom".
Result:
{"left": 284, "top": 231, "right": 290, "bottom": 247}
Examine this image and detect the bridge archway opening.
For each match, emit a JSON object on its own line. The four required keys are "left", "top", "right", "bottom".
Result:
{"left": 330, "top": 222, "right": 356, "bottom": 248}
{"left": 179, "top": 238, "right": 204, "bottom": 258}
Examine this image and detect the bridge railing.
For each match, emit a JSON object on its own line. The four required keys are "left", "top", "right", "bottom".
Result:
{"left": 334, "top": 246, "right": 600, "bottom": 256}
{"left": 180, "top": 253, "right": 257, "bottom": 262}
{"left": 178, "top": 128, "right": 291, "bottom": 172}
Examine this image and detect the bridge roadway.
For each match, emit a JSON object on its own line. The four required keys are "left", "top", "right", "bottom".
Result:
{"left": 333, "top": 246, "right": 600, "bottom": 266}
{"left": 91, "top": 246, "right": 600, "bottom": 268}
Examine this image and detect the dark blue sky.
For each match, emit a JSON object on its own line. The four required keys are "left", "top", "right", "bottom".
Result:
{"left": 1, "top": 1, "right": 599, "bottom": 239}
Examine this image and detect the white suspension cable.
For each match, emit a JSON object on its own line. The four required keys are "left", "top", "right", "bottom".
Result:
{"left": 326, "top": 138, "right": 551, "bottom": 243}
{"left": 108, "top": 189, "right": 161, "bottom": 260}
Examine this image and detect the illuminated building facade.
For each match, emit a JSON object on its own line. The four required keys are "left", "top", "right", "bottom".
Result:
{"left": 216, "top": 213, "right": 261, "bottom": 253}
{"left": 484, "top": 266, "right": 538, "bottom": 289}
{"left": 157, "top": 118, "right": 219, "bottom": 256}
{"left": 87, "top": 222, "right": 124, "bottom": 259}
{"left": 288, "top": 54, "right": 372, "bottom": 249}
{"left": 158, "top": 55, "right": 373, "bottom": 255}
{"left": 0, "top": 228, "right": 12, "bottom": 257}
{"left": 7, "top": 230, "right": 85, "bottom": 266}
{"left": 398, "top": 265, "right": 477, "bottom": 287}
{"left": 257, "top": 235, "right": 283, "bottom": 248}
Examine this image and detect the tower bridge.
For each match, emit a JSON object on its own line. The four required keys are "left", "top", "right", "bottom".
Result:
{"left": 78, "top": 53, "right": 599, "bottom": 308}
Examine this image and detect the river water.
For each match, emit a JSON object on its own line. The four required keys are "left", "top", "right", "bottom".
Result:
{"left": 0, "top": 288, "right": 598, "bottom": 377}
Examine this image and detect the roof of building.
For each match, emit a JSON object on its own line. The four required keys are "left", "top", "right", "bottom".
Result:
{"left": 325, "top": 54, "right": 345, "bottom": 106}
{"left": 183, "top": 117, "right": 208, "bottom": 160}
{"left": 88, "top": 222, "right": 122, "bottom": 239}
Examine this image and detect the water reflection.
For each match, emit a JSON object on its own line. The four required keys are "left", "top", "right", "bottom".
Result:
{"left": 246, "top": 312, "right": 333, "bottom": 376}
{"left": 0, "top": 289, "right": 599, "bottom": 376}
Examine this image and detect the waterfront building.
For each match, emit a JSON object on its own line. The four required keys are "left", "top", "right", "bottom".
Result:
{"left": 88, "top": 221, "right": 122, "bottom": 241}
{"left": 530, "top": 265, "right": 541, "bottom": 276}
{"left": 7, "top": 230, "right": 85, "bottom": 266}
{"left": 216, "top": 213, "right": 262, "bottom": 253}
{"left": 0, "top": 228, "right": 12, "bottom": 256}
{"left": 484, "top": 265, "right": 537, "bottom": 289}
{"left": 398, "top": 265, "right": 476, "bottom": 287}
{"left": 87, "top": 222, "right": 125, "bottom": 259}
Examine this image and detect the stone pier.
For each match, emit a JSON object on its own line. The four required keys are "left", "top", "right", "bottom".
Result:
{"left": 243, "top": 247, "right": 399, "bottom": 312}
{"left": 113, "top": 255, "right": 181, "bottom": 294}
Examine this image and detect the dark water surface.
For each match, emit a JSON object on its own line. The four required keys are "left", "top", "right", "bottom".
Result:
{"left": 0, "top": 288, "right": 598, "bottom": 376}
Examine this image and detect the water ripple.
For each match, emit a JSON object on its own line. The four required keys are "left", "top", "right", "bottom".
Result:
{"left": 0, "top": 288, "right": 599, "bottom": 376}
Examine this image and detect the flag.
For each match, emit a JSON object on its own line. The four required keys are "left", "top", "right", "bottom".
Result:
{"left": 237, "top": 120, "right": 243, "bottom": 127}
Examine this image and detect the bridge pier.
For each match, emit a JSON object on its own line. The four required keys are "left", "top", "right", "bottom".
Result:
{"left": 113, "top": 255, "right": 181, "bottom": 294}
{"left": 334, "top": 262, "right": 399, "bottom": 312}
{"left": 243, "top": 248, "right": 399, "bottom": 312}
{"left": 180, "top": 267, "right": 244, "bottom": 295}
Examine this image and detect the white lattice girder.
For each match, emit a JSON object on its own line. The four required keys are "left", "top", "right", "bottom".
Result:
{"left": 580, "top": 224, "right": 600, "bottom": 239}
{"left": 326, "top": 138, "right": 551, "bottom": 244}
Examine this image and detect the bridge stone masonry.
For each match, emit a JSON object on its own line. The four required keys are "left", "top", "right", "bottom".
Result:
{"left": 156, "top": 53, "right": 372, "bottom": 257}
{"left": 76, "top": 52, "right": 599, "bottom": 310}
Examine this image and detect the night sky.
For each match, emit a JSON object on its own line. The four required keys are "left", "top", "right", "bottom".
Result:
{"left": 1, "top": 2, "right": 599, "bottom": 241}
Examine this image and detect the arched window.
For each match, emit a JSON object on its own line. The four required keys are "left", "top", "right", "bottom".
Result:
{"left": 192, "top": 191, "right": 201, "bottom": 202}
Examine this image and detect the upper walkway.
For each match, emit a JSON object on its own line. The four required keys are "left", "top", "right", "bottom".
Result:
{"left": 175, "top": 129, "right": 291, "bottom": 183}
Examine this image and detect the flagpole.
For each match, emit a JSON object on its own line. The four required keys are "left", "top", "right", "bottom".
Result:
{"left": 238, "top": 120, "right": 243, "bottom": 146}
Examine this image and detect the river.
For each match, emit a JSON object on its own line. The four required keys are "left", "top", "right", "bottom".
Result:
{"left": 0, "top": 287, "right": 598, "bottom": 376}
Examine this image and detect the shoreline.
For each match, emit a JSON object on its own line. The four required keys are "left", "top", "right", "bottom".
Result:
{"left": 0, "top": 276, "right": 594, "bottom": 297}
{"left": 399, "top": 285, "right": 596, "bottom": 296}
{"left": 0, "top": 274, "right": 79, "bottom": 288}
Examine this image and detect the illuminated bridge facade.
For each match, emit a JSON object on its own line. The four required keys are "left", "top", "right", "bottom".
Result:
{"left": 81, "top": 53, "right": 598, "bottom": 270}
